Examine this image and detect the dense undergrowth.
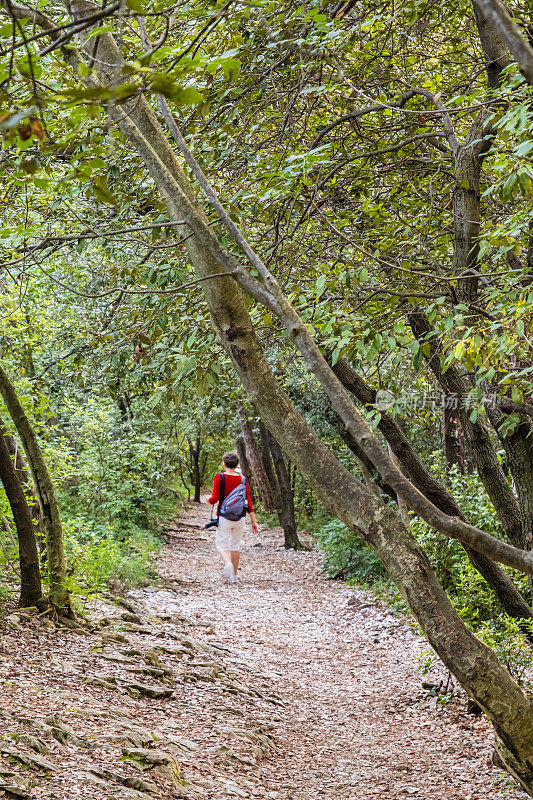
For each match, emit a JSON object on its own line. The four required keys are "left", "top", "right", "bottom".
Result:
{"left": 0, "top": 397, "right": 190, "bottom": 605}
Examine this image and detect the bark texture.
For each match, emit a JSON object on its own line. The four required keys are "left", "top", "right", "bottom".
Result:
{"left": 0, "top": 417, "right": 42, "bottom": 607}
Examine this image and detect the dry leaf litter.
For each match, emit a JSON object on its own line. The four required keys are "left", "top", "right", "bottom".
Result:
{"left": 0, "top": 497, "right": 528, "bottom": 800}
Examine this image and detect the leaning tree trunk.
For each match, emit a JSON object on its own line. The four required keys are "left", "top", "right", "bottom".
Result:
{"left": 331, "top": 356, "right": 533, "bottom": 631}
{"left": 0, "top": 419, "right": 42, "bottom": 607}
{"left": 265, "top": 429, "right": 302, "bottom": 549}
{"left": 50, "top": 10, "right": 533, "bottom": 788}
{"left": 0, "top": 364, "right": 70, "bottom": 613}
{"left": 238, "top": 408, "right": 276, "bottom": 512}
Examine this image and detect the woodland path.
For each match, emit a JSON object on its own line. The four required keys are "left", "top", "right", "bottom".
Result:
{"left": 152, "top": 499, "right": 525, "bottom": 800}
{"left": 0, "top": 500, "right": 526, "bottom": 800}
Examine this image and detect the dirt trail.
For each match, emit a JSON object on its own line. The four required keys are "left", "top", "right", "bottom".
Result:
{"left": 0, "top": 500, "right": 527, "bottom": 800}
{"left": 152, "top": 500, "right": 525, "bottom": 800}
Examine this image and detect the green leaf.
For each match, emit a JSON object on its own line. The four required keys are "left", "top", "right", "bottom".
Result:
{"left": 412, "top": 343, "right": 423, "bottom": 371}
{"left": 454, "top": 341, "right": 465, "bottom": 359}
{"left": 92, "top": 180, "right": 118, "bottom": 205}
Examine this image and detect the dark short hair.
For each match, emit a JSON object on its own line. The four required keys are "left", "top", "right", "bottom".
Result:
{"left": 223, "top": 451, "right": 239, "bottom": 468}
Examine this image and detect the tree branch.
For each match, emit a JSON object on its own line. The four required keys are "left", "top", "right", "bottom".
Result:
{"left": 476, "top": 0, "right": 533, "bottom": 85}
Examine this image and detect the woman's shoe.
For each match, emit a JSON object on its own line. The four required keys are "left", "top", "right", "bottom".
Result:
{"left": 222, "top": 563, "right": 234, "bottom": 582}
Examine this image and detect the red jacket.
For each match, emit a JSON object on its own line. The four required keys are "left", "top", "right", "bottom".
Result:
{"left": 208, "top": 472, "right": 254, "bottom": 513}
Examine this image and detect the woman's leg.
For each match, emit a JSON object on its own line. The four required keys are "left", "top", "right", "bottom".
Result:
{"left": 229, "top": 519, "right": 245, "bottom": 576}
{"left": 230, "top": 550, "right": 241, "bottom": 573}
{"left": 215, "top": 519, "right": 233, "bottom": 575}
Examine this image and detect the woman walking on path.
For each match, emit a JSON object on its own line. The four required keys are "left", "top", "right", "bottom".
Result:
{"left": 208, "top": 451, "right": 258, "bottom": 583}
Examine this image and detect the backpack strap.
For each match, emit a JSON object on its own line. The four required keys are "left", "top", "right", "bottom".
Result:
{"left": 241, "top": 475, "right": 247, "bottom": 517}
{"left": 217, "top": 473, "right": 225, "bottom": 518}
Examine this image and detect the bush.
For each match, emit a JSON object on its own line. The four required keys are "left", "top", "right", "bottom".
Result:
{"left": 61, "top": 514, "right": 159, "bottom": 595}
{"left": 315, "top": 518, "right": 387, "bottom": 585}
{"left": 410, "top": 453, "right": 530, "bottom": 625}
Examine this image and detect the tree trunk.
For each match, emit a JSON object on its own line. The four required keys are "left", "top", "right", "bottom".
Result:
{"left": 265, "top": 429, "right": 302, "bottom": 549}
{"left": 258, "top": 420, "right": 277, "bottom": 490}
{"left": 236, "top": 437, "right": 256, "bottom": 504}
{"left": 3, "top": 427, "right": 43, "bottom": 549}
{"left": 238, "top": 409, "right": 276, "bottom": 512}
{"left": 189, "top": 436, "right": 202, "bottom": 503}
{"left": 0, "top": 418, "right": 42, "bottom": 607}
{"left": 387, "top": 445, "right": 410, "bottom": 528}
{"left": 443, "top": 399, "right": 464, "bottom": 473}
{"left": 0, "top": 364, "right": 70, "bottom": 613}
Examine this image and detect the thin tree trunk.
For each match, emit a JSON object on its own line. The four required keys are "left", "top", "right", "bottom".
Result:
{"left": 0, "top": 363, "right": 70, "bottom": 613}
{"left": 236, "top": 437, "right": 256, "bottom": 504}
{"left": 443, "top": 399, "right": 464, "bottom": 473}
{"left": 3, "top": 426, "right": 43, "bottom": 549}
{"left": 238, "top": 408, "right": 276, "bottom": 512}
{"left": 0, "top": 419, "right": 42, "bottom": 607}
{"left": 265, "top": 429, "right": 302, "bottom": 549}
{"left": 190, "top": 435, "right": 201, "bottom": 503}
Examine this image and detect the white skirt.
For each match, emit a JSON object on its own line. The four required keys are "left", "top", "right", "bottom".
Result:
{"left": 215, "top": 516, "right": 245, "bottom": 551}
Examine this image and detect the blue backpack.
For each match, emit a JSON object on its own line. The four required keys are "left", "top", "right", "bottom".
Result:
{"left": 219, "top": 474, "right": 248, "bottom": 521}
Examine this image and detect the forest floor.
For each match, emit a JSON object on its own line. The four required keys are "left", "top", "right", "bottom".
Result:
{"left": 0, "top": 499, "right": 528, "bottom": 800}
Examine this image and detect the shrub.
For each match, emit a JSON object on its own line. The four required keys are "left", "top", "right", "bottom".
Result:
{"left": 316, "top": 518, "right": 387, "bottom": 585}
{"left": 62, "top": 514, "right": 159, "bottom": 595}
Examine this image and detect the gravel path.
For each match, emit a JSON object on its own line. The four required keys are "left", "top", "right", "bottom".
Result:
{"left": 155, "top": 498, "right": 526, "bottom": 800}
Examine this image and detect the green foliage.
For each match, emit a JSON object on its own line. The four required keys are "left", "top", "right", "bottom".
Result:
{"left": 1, "top": 0, "right": 533, "bottom": 710}
{"left": 409, "top": 454, "right": 529, "bottom": 623}
{"left": 315, "top": 518, "right": 387, "bottom": 585}
{"left": 475, "top": 617, "right": 533, "bottom": 686}
{"left": 62, "top": 514, "right": 159, "bottom": 595}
